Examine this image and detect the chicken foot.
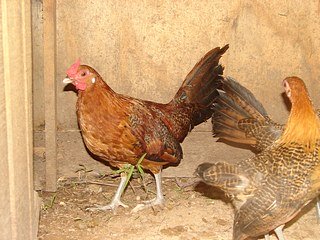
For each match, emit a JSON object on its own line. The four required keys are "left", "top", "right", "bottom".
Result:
{"left": 86, "top": 172, "right": 129, "bottom": 212}
{"left": 131, "top": 171, "right": 164, "bottom": 213}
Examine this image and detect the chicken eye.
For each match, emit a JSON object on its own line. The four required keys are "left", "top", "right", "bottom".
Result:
{"left": 283, "top": 81, "right": 287, "bottom": 88}
{"left": 81, "top": 71, "right": 86, "bottom": 77}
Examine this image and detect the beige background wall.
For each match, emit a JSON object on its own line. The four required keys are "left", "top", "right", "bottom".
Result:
{"left": 33, "top": 0, "right": 320, "bottom": 178}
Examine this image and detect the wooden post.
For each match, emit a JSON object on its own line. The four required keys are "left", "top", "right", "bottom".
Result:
{"left": 43, "top": 0, "right": 57, "bottom": 191}
{"left": 0, "top": 0, "right": 39, "bottom": 239}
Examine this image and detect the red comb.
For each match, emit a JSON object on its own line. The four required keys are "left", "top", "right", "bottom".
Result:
{"left": 66, "top": 59, "right": 81, "bottom": 77}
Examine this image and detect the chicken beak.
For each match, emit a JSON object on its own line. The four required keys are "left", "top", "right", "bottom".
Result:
{"left": 63, "top": 77, "right": 73, "bottom": 84}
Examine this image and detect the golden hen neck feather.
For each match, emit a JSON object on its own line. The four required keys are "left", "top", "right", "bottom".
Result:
{"left": 278, "top": 77, "right": 320, "bottom": 151}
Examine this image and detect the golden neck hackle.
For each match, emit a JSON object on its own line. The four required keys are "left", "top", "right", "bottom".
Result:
{"left": 278, "top": 90, "right": 320, "bottom": 151}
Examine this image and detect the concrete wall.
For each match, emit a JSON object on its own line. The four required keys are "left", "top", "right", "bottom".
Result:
{"left": 33, "top": 0, "right": 320, "bottom": 178}
{"left": 1, "top": 0, "right": 39, "bottom": 239}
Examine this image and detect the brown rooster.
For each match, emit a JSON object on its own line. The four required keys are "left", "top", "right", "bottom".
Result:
{"left": 63, "top": 45, "right": 228, "bottom": 212}
{"left": 196, "top": 76, "right": 320, "bottom": 240}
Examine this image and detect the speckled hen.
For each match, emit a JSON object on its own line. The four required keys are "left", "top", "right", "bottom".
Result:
{"left": 63, "top": 45, "right": 228, "bottom": 212}
{"left": 211, "top": 75, "right": 320, "bottom": 224}
{"left": 197, "top": 77, "right": 320, "bottom": 240}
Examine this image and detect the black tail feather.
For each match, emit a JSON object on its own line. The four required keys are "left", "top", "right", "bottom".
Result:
{"left": 174, "top": 45, "right": 229, "bottom": 126}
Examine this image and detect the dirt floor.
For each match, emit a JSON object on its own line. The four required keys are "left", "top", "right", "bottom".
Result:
{"left": 38, "top": 173, "right": 320, "bottom": 240}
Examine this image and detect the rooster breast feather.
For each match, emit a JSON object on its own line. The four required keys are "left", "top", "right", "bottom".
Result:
{"left": 77, "top": 91, "right": 181, "bottom": 172}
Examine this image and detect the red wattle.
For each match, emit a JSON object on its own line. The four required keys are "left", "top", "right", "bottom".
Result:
{"left": 75, "top": 81, "right": 87, "bottom": 91}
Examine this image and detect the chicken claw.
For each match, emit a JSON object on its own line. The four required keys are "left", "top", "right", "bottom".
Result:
{"left": 131, "top": 172, "right": 164, "bottom": 213}
{"left": 86, "top": 173, "right": 128, "bottom": 213}
{"left": 131, "top": 197, "right": 164, "bottom": 213}
{"left": 86, "top": 201, "right": 128, "bottom": 212}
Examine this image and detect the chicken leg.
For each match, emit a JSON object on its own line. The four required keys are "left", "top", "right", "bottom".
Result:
{"left": 274, "top": 225, "right": 285, "bottom": 240}
{"left": 316, "top": 196, "right": 320, "bottom": 223}
{"left": 86, "top": 172, "right": 129, "bottom": 212}
{"left": 263, "top": 225, "right": 285, "bottom": 240}
{"left": 131, "top": 171, "right": 164, "bottom": 213}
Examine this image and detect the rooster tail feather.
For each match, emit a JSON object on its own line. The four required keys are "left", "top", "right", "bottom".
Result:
{"left": 173, "top": 45, "right": 229, "bottom": 126}
{"left": 212, "top": 77, "right": 267, "bottom": 144}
